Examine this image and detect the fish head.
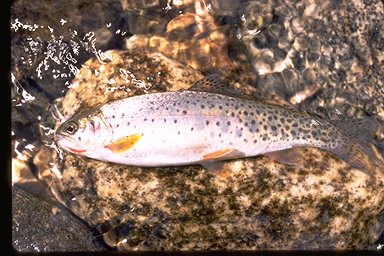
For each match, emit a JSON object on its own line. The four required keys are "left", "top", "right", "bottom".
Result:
{"left": 55, "top": 109, "right": 111, "bottom": 156}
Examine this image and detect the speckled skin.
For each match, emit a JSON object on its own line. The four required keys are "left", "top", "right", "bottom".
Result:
{"left": 56, "top": 89, "right": 378, "bottom": 172}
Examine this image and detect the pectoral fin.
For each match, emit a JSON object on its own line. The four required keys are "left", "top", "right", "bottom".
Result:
{"left": 105, "top": 133, "right": 142, "bottom": 154}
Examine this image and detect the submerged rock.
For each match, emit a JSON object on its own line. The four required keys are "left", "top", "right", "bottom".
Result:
{"left": 37, "top": 48, "right": 384, "bottom": 250}
{"left": 12, "top": 186, "right": 105, "bottom": 252}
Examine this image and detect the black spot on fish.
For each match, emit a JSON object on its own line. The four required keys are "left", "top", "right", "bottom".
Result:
{"left": 287, "top": 119, "right": 293, "bottom": 123}
{"left": 271, "top": 126, "right": 277, "bottom": 131}
{"left": 244, "top": 122, "right": 249, "bottom": 127}
{"left": 144, "top": 118, "right": 147, "bottom": 121}
{"left": 273, "top": 115, "right": 277, "bottom": 120}
{"left": 231, "top": 112, "right": 235, "bottom": 117}
{"left": 268, "top": 116, "right": 273, "bottom": 121}
{"left": 243, "top": 138, "right": 248, "bottom": 143}
{"left": 244, "top": 111, "right": 249, "bottom": 116}
{"left": 174, "top": 120, "right": 177, "bottom": 124}
{"left": 219, "top": 106, "right": 223, "bottom": 110}
{"left": 122, "top": 113, "right": 125, "bottom": 117}
{"left": 292, "top": 123, "right": 298, "bottom": 128}
{"left": 164, "top": 119, "right": 167, "bottom": 123}
{"left": 219, "top": 133, "right": 222, "bottom": 138}
{"left": 291, "top": 130, "right": 297, "bottom": 136}
{"left": 178, "top": 131, "right": 180, "bottom": 135}
{"left": 280, "top": 118, "right": 285, "bottom": 123}
{"left": 256, "top": 110, "right": 260, "bottom": 115}
{"left": 216, "top": 121, "right": 220, "bottom": 126}
{"left": 151, "top": 119, "right": 154, "bottom": 122}
{"left": 177, "top": 109, "right": 180, "bottom": 112}
{"left": 201, "top": 105, "right": 205, "bottom": 109}
{"left": 191, "top": 127, "right": 194, "bottom": 131}
{"left": 239, "top": 118, "right": 243, "bottom": 123}
{"left": 256, "top": 128, "right": 259, "bottom": 132}
{"left": 227, "top": 121, "right": 231, "bottom": 126}
{"left": 166, "top": 107, "right": 169, "bottom": 110}
{"left": 235, "top": 105, "right": 240, "bottom": 110}
{"left": 186, "top": 100, "right": 190, "bottom": 104}
{"left": 251, "top": 120, "right": 256, "bottom": 125}
{"left": 311, "top": 130, "right": 318, "bottom": 137}
{"left": 127, "top": 122, "right": 130, "bottom": 126}
{"left": 253, "top": 139, "right": 257, "bottom": 143}
{"left": 183, "top": 110, "right": 187, "bottom": 114}
{"left": 173, "top": 102, "right": 176, "bottom": 106}
{"left": 116, "top": 124, "right": 120, "bottom": 128}
{"left": 206, "top": 120, "right": 210, "bottom": 125}
{"left": 112, "top": 115, "right": 115, "bottom": 118}
{"left": 263, "top": 125, "right": 268, "bottom": 130}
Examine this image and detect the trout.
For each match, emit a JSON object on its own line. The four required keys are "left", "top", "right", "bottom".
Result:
{"left": 55, "top": 77, "right": 383, "bottom": 174}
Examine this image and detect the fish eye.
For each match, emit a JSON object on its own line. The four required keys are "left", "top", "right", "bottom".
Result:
{"left": 65, "top": 121, "right": 78, "bottom": 135}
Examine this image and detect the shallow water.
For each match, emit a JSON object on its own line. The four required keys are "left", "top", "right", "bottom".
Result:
{"left": 11, "top": 0, "right": 384, "bottom": 251}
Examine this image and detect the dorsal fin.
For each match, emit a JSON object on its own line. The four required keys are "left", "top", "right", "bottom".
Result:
{"left": 188, "top": 75, "right": 295, "bottom": 108}
{"left": 188, "top": 74, "right": 248, "bottom": 99}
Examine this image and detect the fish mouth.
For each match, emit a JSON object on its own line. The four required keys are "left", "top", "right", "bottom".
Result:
{"left": 66, "top": 147, "right": 87, "bottom": 154}
{"left": 55, "top": 134, "right": 87, "bottom": 154}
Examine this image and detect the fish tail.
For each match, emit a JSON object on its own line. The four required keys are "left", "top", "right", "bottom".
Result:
{"left": 331, "top": 117, "right": 384, "bottom": 174}
{"left": 332, "top": 138, "right": 382, "bottom": 174}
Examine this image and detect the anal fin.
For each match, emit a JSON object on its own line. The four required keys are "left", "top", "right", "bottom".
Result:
{"left": 202, "top": 148, "right": 245, "bottom": 161}
{"left": 200, "top": 148, "right": 245, "bottom": 179}
{"left": 201, "top": 161, "right": 232, "bottom": 179}
{"left": 264, "top": 148, "right": 302, "bottom": 165}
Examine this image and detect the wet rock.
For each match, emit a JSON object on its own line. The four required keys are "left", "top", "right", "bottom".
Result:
{"left": 125, "top": 2, "right": 233, "bottom": 73}
{"left": 41, "top": 49, "right": 384, "bottom": 250}
{"left": 12, "top": 0, "right": 384, "bottom": 251}
{"left": 12, "top": 185, "right": 105, "bottom": 252}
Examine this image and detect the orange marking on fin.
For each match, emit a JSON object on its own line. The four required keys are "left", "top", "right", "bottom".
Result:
{"left": 105, "top": 133, "right": 142, "bottom": 154}
{"left": 202, "top": 148, "right": 233, "bottom": 161}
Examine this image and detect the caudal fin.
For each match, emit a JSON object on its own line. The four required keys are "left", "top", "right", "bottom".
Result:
{"left": 332, "top": 117, "right": 384, "bottom": 174}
